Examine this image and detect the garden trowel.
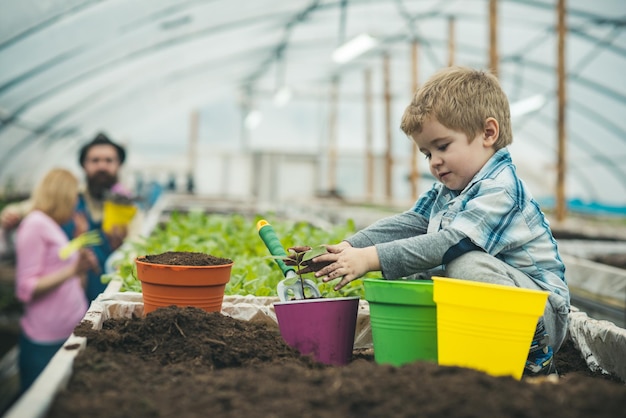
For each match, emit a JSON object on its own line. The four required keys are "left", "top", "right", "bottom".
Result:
{"left": 256, "top": 219, "right": 321, "bottom": 301}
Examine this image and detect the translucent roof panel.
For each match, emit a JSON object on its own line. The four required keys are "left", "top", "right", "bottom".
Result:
{"left": 0, "top": 0, "right": 624, "bottom": 212}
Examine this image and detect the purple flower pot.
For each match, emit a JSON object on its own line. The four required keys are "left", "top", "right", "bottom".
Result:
{"left": 274, "top": 296, "right": 360, "bottom": 366}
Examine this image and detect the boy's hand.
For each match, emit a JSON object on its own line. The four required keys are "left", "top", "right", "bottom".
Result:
{"left": 285, "top": 242, "right": 353, "bottom": 275}
{"left": 297, "top": 259, "right": 333, "bottom": 275}
{"left": 316, "top": 246, "right": 379, "bottom": 290}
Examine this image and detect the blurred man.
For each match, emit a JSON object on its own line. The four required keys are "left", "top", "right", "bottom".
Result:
{"left": 1, "top": 132, "right": 131, "bottom": 301}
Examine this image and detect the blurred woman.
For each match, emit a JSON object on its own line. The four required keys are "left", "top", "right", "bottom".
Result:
{"left": 15, "top": 168, "right": 98, "bottom": 394}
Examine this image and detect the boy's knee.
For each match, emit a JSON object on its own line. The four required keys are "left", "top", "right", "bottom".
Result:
{"left": 444, "top": 251, "right": 491, "bottom": 279}
{"left": 443, "top": 251, "right": 521, "bottom": 288}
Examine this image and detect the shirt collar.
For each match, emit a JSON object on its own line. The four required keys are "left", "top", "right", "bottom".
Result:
{"left": 458, "top": 147, "right": 512, "bottom": 194}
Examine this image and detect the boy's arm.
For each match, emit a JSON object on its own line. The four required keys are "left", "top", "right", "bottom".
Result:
{"left": 375, "top": 228, "right": 482, "bottom": 280}
{"left": 374, "top": 183, "right": 524, "bottom": 279}
{"left": 347, "top": 184, "right": 438, "bottom": 248}
{"left": 347, "top": 211, "right": 429, "bottom": 248}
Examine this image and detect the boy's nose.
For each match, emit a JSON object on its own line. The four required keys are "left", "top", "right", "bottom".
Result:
{"left": 430, "top": 155, "right": 443, "bottom": 167}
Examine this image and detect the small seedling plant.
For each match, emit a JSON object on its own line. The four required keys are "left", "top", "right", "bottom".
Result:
{"left": 279, "top": 245, "right": 330, "bottom": 299}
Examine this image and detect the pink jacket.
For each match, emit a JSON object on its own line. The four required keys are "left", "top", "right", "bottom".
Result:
{"left": 15, "top": 210, "right": 88, "bottom": 342}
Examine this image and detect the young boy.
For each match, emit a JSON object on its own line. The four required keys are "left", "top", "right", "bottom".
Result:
{"left": 304, "top": 66, "right": 570, "bottom": 377}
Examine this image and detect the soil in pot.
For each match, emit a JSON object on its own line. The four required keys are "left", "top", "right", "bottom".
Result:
{"left": 136, "top": 251, "right": 235, "bottom": 314}
{"left": 46, "top": 307, "right": 625, "bottom": 418}
{"left": 140, "top": 251, "right": 233, "bottom": 266}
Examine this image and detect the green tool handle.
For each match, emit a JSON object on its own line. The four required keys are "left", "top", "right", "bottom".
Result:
{"left": 257, "top": 220, "right": 295, "bottom": 278}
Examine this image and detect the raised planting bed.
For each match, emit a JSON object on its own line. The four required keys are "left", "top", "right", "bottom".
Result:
{"left": 104, "top": 211, "right": 372, "bottom": 299}
{"left": 561, "top": 254, "right": 626, "bottom": 328}
{"left": 6, "top": 289, "right": 625, "bottom": 418}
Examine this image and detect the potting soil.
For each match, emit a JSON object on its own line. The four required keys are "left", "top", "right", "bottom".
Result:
{"left": 140, "top": 251, "right": 233, "bottom": 266}
{"left": 47, "top": 306, "right": 625, "bottom": 418}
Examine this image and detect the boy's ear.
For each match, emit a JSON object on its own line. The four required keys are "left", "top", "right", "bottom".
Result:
{"left": 483, "top": 117, "right": 499, "bottom": 147}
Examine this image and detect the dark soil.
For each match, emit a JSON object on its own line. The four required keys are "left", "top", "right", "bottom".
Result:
{"left": 139, "top": 251, "right": 233, "bottom": 266}
{"left": 46, "top": 306, "right": 625, "bottom": 418}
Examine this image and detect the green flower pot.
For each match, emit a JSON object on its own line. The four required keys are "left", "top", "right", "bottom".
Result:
{"left": 364, "top": 278, "right": 437, "bottom": 366}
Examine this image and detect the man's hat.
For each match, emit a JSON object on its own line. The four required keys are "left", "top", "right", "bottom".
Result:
{"left": 79, "top": 132, "right": 126, "bottom": 166}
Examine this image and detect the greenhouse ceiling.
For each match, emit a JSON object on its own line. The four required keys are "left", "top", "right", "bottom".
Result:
{"left": 0, "top": 0, "right": 625, "bottom": 211}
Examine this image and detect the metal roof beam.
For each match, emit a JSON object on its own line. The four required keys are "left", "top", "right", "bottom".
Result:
{"left": 0, "top": 11, "right": 294, "bottom": 134}
{"left": 243, "top": 0, "right": 322, "bottom": 88}
{"left": 0, "top": 0, "right": 101, "bottom": 51}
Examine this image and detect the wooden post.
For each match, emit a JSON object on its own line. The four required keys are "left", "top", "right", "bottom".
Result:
{"left": 188, "top": 109, "right": 199, "bottom": 183}
{"left": 328, "top": 75, "right": 340, "bottom": 193}
{"left": 364, "top": 68, "right": 374, "bottom": 201}
{"left": 410, "top": 40, "right": 420, "bottom": 201}
{"left": 383, "top": 53, "right": 393, "bottom": 201}
{"left": 556, "top": 0, "right": 567, "bottom": 221}
{"left": 489, "top": 0, "right": 498, "bottom": 77}
{"left": 448, "top": 16, "right": 455, "bottom": 67}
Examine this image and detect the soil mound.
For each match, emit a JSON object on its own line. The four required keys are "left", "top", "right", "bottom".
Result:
{"left": 49, "top": 306, "right": 626, "bottom": 418}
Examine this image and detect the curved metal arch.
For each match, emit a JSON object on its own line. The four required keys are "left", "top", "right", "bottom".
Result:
{"left": 4, "top": 0, "right": 623, "bottom": 126}
{"left": 511, "top": 127, "right": 603, "bottom": 202}
{"left": 515, "top": 114, "right": 623, "bottom": 202}
{"left": 0, "top": 85, "right": 113, "bottom": 174}
{"left": 0, "top": 0, "right": 100, "bottom": 50}
{"left": 508, "top": 72, "right": 626, "bottom": 182}
{"left": 4, "top": 27, "right": 623, "bottom": 154}
{"left": 1, "top": 0, "right": 624, "bottom": 197}
{"left": 508, "top": 0, "right": 626, "bottom": 25}
{"left": 0, "top": 10, "right": 298, "bottom": 134}
{"left": 498, "top": 55, "right": 626, "bottom": 141}
{"left": 0, "top": 43, "right": 280, "bottom": 171}
{"left": 516, "top": 109, "right": 626, "bottom": 190}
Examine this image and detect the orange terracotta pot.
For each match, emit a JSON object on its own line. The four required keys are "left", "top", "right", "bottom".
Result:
{"left": 135, "top": 257, "right": 233, "bottom": 315}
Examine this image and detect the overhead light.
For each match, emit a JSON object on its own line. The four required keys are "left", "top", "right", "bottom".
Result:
{"left": 273, "top": 86, "right": 292, "bottom": 107}
{"left": 332, "top": 33, "right": 378, "bottom": 64}
{"left": 244, "top": 110, "right": 262, "bottom": 130}
{"left": 510, "top": 94, "right": 546, "bottom": 118}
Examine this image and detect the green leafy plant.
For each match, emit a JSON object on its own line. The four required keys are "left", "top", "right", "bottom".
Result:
{"left": 103, "top": 211, "right": 377, "bottom": 298}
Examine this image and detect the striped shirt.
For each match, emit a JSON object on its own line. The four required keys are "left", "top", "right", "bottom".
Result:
{"left": 347, "top": 148, "right": 569, "bottom": 301}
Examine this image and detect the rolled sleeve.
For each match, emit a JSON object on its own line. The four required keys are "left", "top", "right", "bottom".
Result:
{"left": 346, "top": 211, "right": 429, "bottom": 248}
{"left": 375, "top": 228, "right": 469, "bottom": 279}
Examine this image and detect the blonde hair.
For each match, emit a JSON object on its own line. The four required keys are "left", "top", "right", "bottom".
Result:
{"left": 31, "top": 168, "right": 79, "bottom": 224}
{"left": 400, "top": 66, "right": 512, "bottom": 149}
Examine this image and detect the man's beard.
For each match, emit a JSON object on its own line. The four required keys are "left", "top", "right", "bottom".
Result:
{"left": 87, "top": 172, "right": 118, "bottom": 200}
